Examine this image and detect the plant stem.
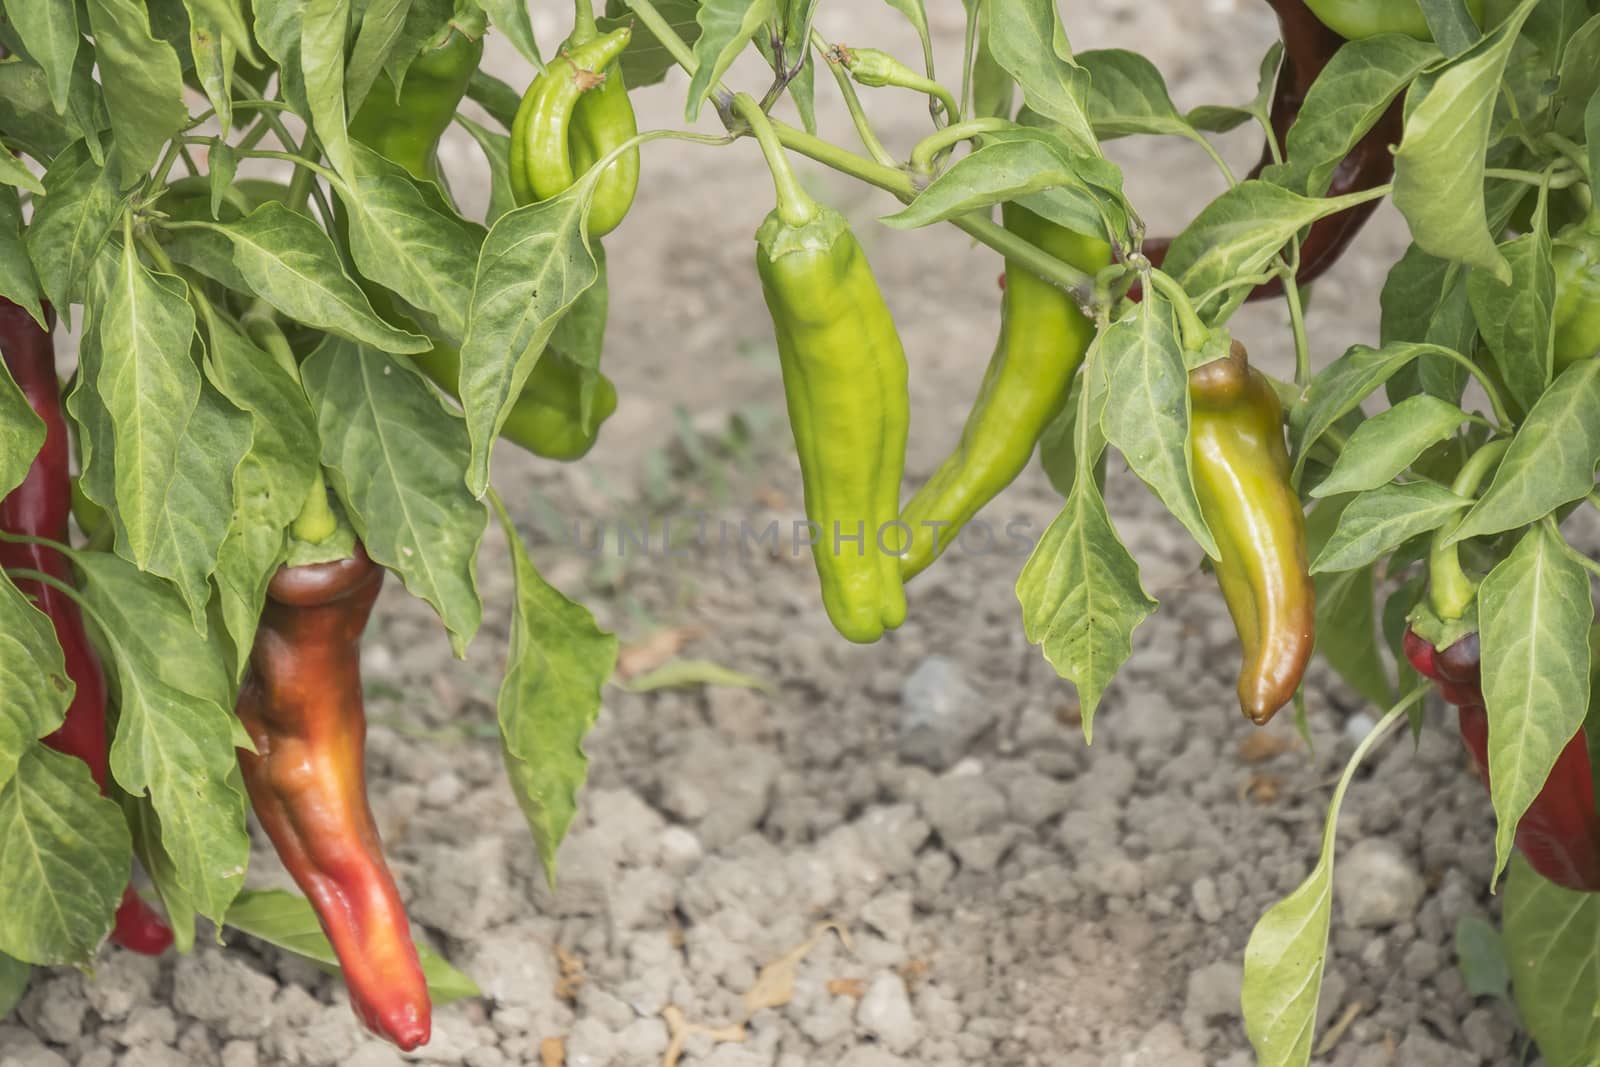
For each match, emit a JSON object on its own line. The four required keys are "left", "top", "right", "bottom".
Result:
{"left": 909, "top": 117, "right": 1012, "bottom": 174}
{"left": 292, "top": 471, "right": 339, "bottom": 544}
{"left": 1148, "top": 271, "right": 1209, "bottom": 351}
{"left": 732, "top": 94, "right": 816, "bottom": 227}
{"left": 622, "top": 0, "right": 699, "bottom": 74}
{"left": 1428, "top": 438, "right": 1509, "bottom": 621}
{"left": 573, "top": 0, "right": 598, "bottom": 37}
{"left": 815, "top": 31, "right": 897, "bottom": 168}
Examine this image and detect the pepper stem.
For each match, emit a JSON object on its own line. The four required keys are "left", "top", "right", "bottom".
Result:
{"left": 908, "top": 117, "right": 1013, "bottom": 174}
{"left": 1147, "top": 270, "right": 1210, "bottom": 353}
{"left": 293, "top": 472, "right": 339, "bottom": 545}
{"left": 1428, "top": 438, "right": 1509, "bottom": 621}
{"left": 732, "top": 92, "right": 817, "bottom": 228}
{"left": 571, "top": 0, "right": 598, "bottom": 42}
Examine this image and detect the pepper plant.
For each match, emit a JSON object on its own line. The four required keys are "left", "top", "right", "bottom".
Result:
{"left": 0, "top": 0, "right": 1598, "bottom": 1061}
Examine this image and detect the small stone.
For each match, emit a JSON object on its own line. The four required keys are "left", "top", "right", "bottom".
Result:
{"left": 951, "top": 831, "right": 1014, "bottom": 873}
{"left": 221, "top": 1040, "right": 259, "bottom": 1067}
{"left": 1127, "top": 1020, "right": 1204, "bottom": 1066}
{"left": 659, "top": 734, "right": 780, "bottom": 849}
{"left": 1395, "top": 1028, "right": 1469, "bottom": 1066}
{"left": 897, "top": 655, "right": 994, "bottom": 769}
{"left": 345, "top": 1044, "right": 408, "bottom": 1067}
{"left": 915, "top": 850, "right": 956, "bottom": 896}
{"left": 85, "top": 951, "right": 161, "bottom": 1022}
{"left": 861, "top": 890, "right": 915, "bottom": 942}
{"left": 920, "top": 775, "right": 1007, "bottom": 842}
{"left": 1002, "top": 772, "right": 1072, "bottom": 826}
{"left": 1191, "top": 876, "right": 1224, "bottom": 923}
{"left": 565, "top": 1016, "right": 618, "bottom": 1066}
{"left": 1460, "top": 1007, "right": 1514, "bottom": 1060}
{"left": 116, "top": 1046, "right": 189, "bottom": 1067}
{"left": 18, "top": 976, "right": 87, "bottom": 1043}
{"left": 701, "top": 1046, "right": 773, "bottom": 1067}
{"left": 1401, "top": 939, "right": 1444, "bottom": 982}
{"left": 1184, "top": 961, "right": 1242, "bottom": 1020}
{"left": 78, "top": 1051, "right": 115, "bottom": 1067}
{"left": 614, "top": 1018, "right": 670, "bottom": 1060}
{"left": 1334, "top": 839, "right": 1426, "bottom": 929}
{"left": 856, "top": 972, "right": 921, "bottom": 1054}
{"left": 422, "top": 772, "right": 466, "bottom": 808}
{"left": 119, "top": 1006, "right": 179, "bottom": 1049}
{"left": 659, "top": 826, "right": 705, "bottom": 875}
{"left": 171, "top": 950, "right": 280, "bottom": 1038}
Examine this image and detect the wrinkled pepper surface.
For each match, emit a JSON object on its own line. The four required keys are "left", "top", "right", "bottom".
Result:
{"left": 1553, "top": 215, "right": 1600, "bottom": 371}
{"left": 234, "top": 545, "right": 430, "bottom": 1049}
{"left": 753, "top": 106, "right": 909, "bottom": 644}
{"left": 899, "top": 203, "right": 1108, "bottom": 578}
{"left": 1304, "top": 0, "right": 1486, "bottom": 39}
{"left": 0, "top": 298, "right": 173, "bottom": 956}
{"left": 1140, "top": 0, "right": 1397, "bottom": 302}
{"left": 1404, "top": 629, "right": 1600, "bottom": 892}
{"left": 1189, "top": 342, "right": 1315, "bottom": 724}
{"left": 510, "top": 25, "right": 638, "bottom": 237}
{"left": 347, "top": 11, "right": 485, "bottom": 185}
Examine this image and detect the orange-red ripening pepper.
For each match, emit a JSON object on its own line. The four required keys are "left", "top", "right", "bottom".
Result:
{"left": 234, "top": 544, "right": 430, "bottom": 1049}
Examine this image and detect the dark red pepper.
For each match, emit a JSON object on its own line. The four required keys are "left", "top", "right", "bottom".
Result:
{"left": 235, "top": 545, "right": 430, "bottom": 1049}
{"left": 1404, "top": 628, "right": 1600, "bottom": 891}
{"left": 0, "top": 298, "right": 173, "bottom": 954}
{"left": 1135, "top": 0, "right": 1396, "bottom": 302}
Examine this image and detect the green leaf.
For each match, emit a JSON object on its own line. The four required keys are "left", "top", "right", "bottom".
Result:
{"left": 1468, "top": 229, "right": 1555, "bottom": 415}
{"left": 1074, "top": 48, "right": 1189, "bottom": 140}
{"left": 0, "top": 952, "right": 29, "bottom": 1018}
{"left": 1305, "top": 496, "right": 1393, "bottom": 710}
{"left": 302, "top": 0, "right": 355, "bottom": 182}
{"left": 1242, "top": 704, "right": 1408, "bottom": 1065}
{"left": 1478, "top": 524, "right": 1593, "bottom": 887}
{"left": 1310, "top": 395, "right": 1468, "bottom": 498}
{"left": 0, "top": 345, "right": 46, "bottom": 501}
{"left": 187, "top": 7, "right": 237, "bottom": 135}
{"left": 684, "top": 0, "right": 776, "bottom": 121}
{"left": 1263, "top": 34, "right": 1438, "bottom": 197}
{"left": 84, "top": 0, "right": 188, "bottom": 179}
{"left": 6, "top": 0, "right": 79, "bottom": 114}
{"left": 253, "top": 0, "right": 310, "bottom": 118}
{"left": 1392, "top": 4, "right": 1536, "bottom": 282}
{"left": 981, "top": 0, "right": 1098, "bottom": 157}
{"left": 0, "top": 746, "right": 131, "bottom": 967}
{"left": 203, "top": 316, "right": 319, "bottom": 678}
{"left": 878, "top": 138, "right": 1106, "bottom": 240}
{"left": 1454, "top": 915, "right": 1509, "bottom": 1000}
{"left": 454, "top": 114, "right": 518, "bottom": 226}
{"left": 24, "top": 140, "right": 124, "bottom": 310}
{"left": 1098, "top": 296, "right": 1216, "bottom": 557}
{"left": 491, "top": 497, "right": 618, "bottom": 886}
{"left": 622, "top": 659, "right": 774, "bottom": 694}
{"left": 225, "top": 889, "right": 480, "bottom": 1003}
{"left": 122, "top": 794, "right": 198, "bottom": 954}
{"left": 0, "top": 188, "right": 45, "bottom": 332}
{"left": 602, "top": 0, "right": 701, "bottom": 88}
{"left": 197, "top": 203, "right": 431, "bottom": 354}
{"left": 0, "top": 56, "right": 104, "bottom": 163}
{"left": 343, "top": 0, "right": 410, "bottom": 114}
{"left": 1016, "top": 476, "right": 1155, "bottom": 741}
{"left": 478, "top": 0, "right": 541, "bottom": 70}
{"left": 181, "top": 0, "right": 259, "bottom": 63}
{"left": 338, "top": 143, "right": 484, "bottom": 344}
{"left": 1444, "top": 360, "right": 1600, "bottom": 545}
{"left": 1310, "top": 482, "right": 1471, "bottom": 574}
{"left": 1503, "top": 854, "right": 1600, "bottom": 1066}
{"left": 1291, "top": 342, "right": 1437, "bottom": 483}
{"left": 1162, "top": 181, "right": 1377, "bottom": 322}
{"left": 90, "top": 246, "right": 211, "bottom": 578}
{"left": 0, "top": 575, "right": 75, "bottom": 792}
{"left": 75, "top": 552, "right": 249, "bottom": 926}
{"left": 458, "top": 192, "right": 598, "bottom": 495}
{"left": 302, "top": 338, "right": 487, "bottom": 657}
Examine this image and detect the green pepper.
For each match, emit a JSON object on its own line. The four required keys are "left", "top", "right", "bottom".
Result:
{"left": 1189, "top": 342, "right": 1315, "bottom": 725}
{"left": 1302, "top": 0, "right": 1486, "bottom": 39}
{"left": 743, "top": 95, "right": 909, "bottom": 643}
{"left": 898, "top": 204, "right": 1108, "bottom": 579}
{"left": 348, "top": 12, "right": 486, "bottom": 185}
{"left": 1553, "top": 215, "right": 1600, "bottom": 371}
{"left": 510, "top": 26, "right": 638, "bottom": 237}
{"left": 412, "top": 344, "right": 618, "bottom": 461}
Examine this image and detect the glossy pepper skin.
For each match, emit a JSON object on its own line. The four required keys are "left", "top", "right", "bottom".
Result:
{"left": 0, "top": 299, "right": 174, "bottom": 956}
{"left": 1404, "top": 629, "right": 1600, "bottom": 891}
{"left": 1139, "top": 0, "right": 1396, "bottom": 303}
{"left": 411, "top": 343, "right": 618, "bottom": 461}
{"left": 898, "top": 203, "right": 1108, "bottom": 579}
{"left": 1552, "top": 216, "right": 1600, "bottom": 371}
{"left": 510, "top": 26, "right": 638, "bottom": 237}
{"left": 1188, "top": 342, "right": 1315, "bottom": 724}
{"left": 1304, "top": 0, "right": 1486, "bottom": 39}
{"left": 757, "top": 205, "right": 910, "bottom": 644}
{"left": 347, "top": 15, "right": 485, "bottom": 185}
{"left": 235, "top": 546, "right": 430, "bottom": 1049}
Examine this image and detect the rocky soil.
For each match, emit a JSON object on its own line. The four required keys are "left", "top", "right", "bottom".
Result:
{"left": 0, "top": 1, "right": 1545, "bottom": 1065}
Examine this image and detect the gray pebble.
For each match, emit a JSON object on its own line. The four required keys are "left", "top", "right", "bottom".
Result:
{"left": 1335, "top": 839, "right": 1426, "bottom": 929}
{"left": 897, "top": 655, "right": 994, "bottom": 769}
{"left": 856, "top": 972, "right": 922, "bottom": 1054}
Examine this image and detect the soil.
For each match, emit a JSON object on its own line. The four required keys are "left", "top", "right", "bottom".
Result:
{"left": 0, "top": 2, "right": 1545, "bottom": 1065}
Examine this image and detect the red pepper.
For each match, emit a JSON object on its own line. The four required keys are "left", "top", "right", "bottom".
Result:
{"left": 235, "top": 545, "right": 430, "bottom": 1049}
{"left": 1134, "top": 0, "right": 1395, "bottom": 302}
{"left": 0, "top": 298, "right": 173, "bottom": 955}
{"left": 1404, "top": 628, "right": 1600, "bottom": 891}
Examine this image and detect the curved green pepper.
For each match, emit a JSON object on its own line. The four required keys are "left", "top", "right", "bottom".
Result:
{"left": 1553, "top": 215, "right": 1600, "bottom": 371}
{"left": 1189, "top": 342, "right": 1315, "bottom": 725}
{"left": 898, "top": 203, "right": 1108, "bottom": 579}
{"left": 1302, "top": 0, "right": 1486, "bottom": 39}
{"left": 510, "top": 26, "right": 638, "bottom": 237}
{"left": 348, "top": 15, "right": 485, "bottom": 185}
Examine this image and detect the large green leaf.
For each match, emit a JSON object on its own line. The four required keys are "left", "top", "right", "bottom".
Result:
{"left": 1503, "top": 854, "right": 1600, "bottom": 1066}
{"left": 684, "top": 0, "right": 776, "bottom": 121}
{"left": 84, "top": 0, "right": 187, "bottom": 179}
{"left": 0, "top": 577, "right": 74, "bottom": 792}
